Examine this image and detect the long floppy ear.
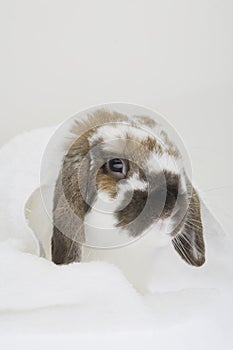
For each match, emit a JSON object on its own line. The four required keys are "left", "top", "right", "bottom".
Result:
{"left": 172, "top": 187, "right": 205, "bottom": 267}
{"left": 52, "top": 130, "right": 96, "bottom": 265}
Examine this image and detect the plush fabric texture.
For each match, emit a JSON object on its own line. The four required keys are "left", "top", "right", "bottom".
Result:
{"left": 0, "top": 128, "right": 233, "bottom": 350}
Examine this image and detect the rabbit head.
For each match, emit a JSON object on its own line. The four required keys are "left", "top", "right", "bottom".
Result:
{"left": 52, "top": 109, "right": 205, "bottom": 267}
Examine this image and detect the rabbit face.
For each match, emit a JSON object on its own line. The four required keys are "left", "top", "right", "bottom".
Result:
{"left": 52, "top": 109, "right": 205, "bottom": 267}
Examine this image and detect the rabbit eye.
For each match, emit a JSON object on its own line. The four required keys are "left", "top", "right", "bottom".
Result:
{"left": 109, "top": 158, "right": 124, "bottom": 172}
{"left": 103, "top": 158, "right": 128, "bottom": 178}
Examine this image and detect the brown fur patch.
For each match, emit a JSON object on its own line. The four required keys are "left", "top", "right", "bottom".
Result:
{"left": 96, "top": 172, "right": 118, "bottom": 198}
{"left": 160, "top": 130, "right": 180, "bottom": 158}
{"left": 133, "top": 115, "right": 157, "bottom": 128}
{"left": 71, "top": 109, "right": 129, "bottom": 138}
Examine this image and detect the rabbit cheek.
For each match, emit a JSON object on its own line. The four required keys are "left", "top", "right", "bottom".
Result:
{"left": 95, "top": 172, "right": 118, "bottom": 199}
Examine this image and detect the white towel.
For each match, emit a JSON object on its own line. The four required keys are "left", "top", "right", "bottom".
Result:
{"left": 0, "top": 128, "right": 233, "bottom": 349}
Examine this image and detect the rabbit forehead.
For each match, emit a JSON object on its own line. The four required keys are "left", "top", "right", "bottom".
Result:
{"left": 89, "top": 123, "right": 152, "bottom": 144}
{"left": 88, "top": 123, "right": 181, "bottom": 175}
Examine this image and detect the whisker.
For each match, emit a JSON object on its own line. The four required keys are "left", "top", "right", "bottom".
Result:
{"left": 186, "top": 217, "right": 202, "bottom": 225}
{"left": 177, "top": 229, "right": 204, "bottom": 256}
{"left": 184, "top": 220, "right": 202, "bottom": 231}
{"left": 173, "top": 237, "right": 195, "bottom": 265}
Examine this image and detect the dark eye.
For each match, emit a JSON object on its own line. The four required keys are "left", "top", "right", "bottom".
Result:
{"left": 103, "top": 158, "right": 128, "bottom": 178}
{"left": 109, "top": 158, "right": 124, "bottom": 172}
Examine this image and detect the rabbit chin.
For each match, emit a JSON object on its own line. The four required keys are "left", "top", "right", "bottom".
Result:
{"left": 83, "top": 190, "right": 173, "bottom": 249}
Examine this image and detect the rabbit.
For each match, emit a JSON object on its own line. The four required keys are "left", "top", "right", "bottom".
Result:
{"left": 51, "top": 108, "right": 205, "bottom": 280}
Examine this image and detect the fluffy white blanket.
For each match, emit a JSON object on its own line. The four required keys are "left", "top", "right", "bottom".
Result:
{"left": 0, "top": 128, "right": 232, "bottom": 350}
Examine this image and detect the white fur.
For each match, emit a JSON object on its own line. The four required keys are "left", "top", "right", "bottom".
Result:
{"left": 179, "top": 170, "right": 187, "bottom": 194}
{"left": 84, "top": 190, "right": 130, "bottom": 247}
{"left": 125, "top": 173, "right": 148, "bottom": 191}
{"left": 88, "top": 123, "right": 152, "bottom": 145}
{"left": 147, "top": 152, "right": 182, "bottom": 175}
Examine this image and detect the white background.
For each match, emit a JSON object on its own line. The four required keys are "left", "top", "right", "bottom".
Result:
{"left": 0, "top": 0, "right": 232, "bottom": 234}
